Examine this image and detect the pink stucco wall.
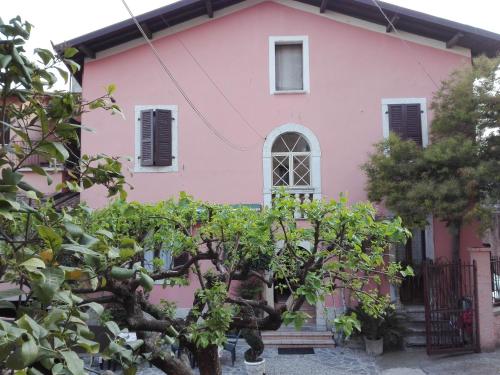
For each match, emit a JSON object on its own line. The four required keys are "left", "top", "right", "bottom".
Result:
{"left": 21, "top": 171, "right": 63, "bottom": 195}
{"left": 494, "top": 309, "right": 500, "bottom": 346}
{"left": 81, "top": 1, "right": 469, "bottom": 207}
{"left": 79, "top": 2, "right": 477, "bottom": 309}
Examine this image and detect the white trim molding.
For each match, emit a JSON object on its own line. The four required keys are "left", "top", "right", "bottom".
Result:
{"left": 88, "top": 0, "right": 470, "bottom": 62}
{"left": 269, "top": 35, "right": 310, "bottom": 95}
{"left": 381, "top": 97, "right": 429, "bottom": 147}
{"left": 263, "top": 123, "right": 321, "bottom": 206}
{"left": 134, "top": 105, "right": 179, "bottom": 173}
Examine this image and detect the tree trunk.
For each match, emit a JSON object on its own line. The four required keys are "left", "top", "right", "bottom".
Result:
{"left": 150, "top": 355, "right": 194, "bottom": 375}
{"left": 196, "top": 345, "right": 222, "bottom": 375}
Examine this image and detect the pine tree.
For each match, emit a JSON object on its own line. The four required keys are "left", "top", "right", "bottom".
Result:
{"left": 364, "top": 56, "right": 500, "bottom": 262}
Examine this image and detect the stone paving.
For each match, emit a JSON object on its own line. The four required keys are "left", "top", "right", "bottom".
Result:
{"left": 89, "top": 344, "right": 500, "bottom": 374}
{"left": 137, "top": 344, "right": 380, "bottom": 375}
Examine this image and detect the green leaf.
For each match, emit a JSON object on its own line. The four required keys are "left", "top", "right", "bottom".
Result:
{"left": 0, "top": 54, "right": 12, "bottom": 69}
{"left": 76, "top": 337, "right": 99, "bottom": 354}
{"left": 0, "top": 289, "right": 25, "bottom": 300}
{"left": 61, "top": 351, "right": 85, "bottom": 375}
{"left": 31, "top": 267, "right": 65, "bottom": 304}
{"left": 62, "top": 244, "right": 99, "bottom": 257}
{"left": 138, "top": 272, "right": 154, "bottom": 292}
{"left": 81, "top": 302, "right": 104, "bottom": 316}
{"left": 110, "top": 266, "right": 134, "bottom": 280}
{"left": 106, "top": 83, "right": 116, "bottom": 95}
{"left": 6, "top": 334, "right": 38, "bottom": 370}
{"left": 16, "top": 315, "right": 48, "bottom": 339}
{"left": 63, "top": 47, "right": 79, "bottom": 59}
{"left": 55, "top": 67, "right": 68, "bottom": 83}
{"left": 64, "top": 222, "right": 83, "bottom": 237}
{"left": 104, "top": 321, "right": 121, "bottom": 336}
{"left": 37, "top": 225, "right": 62, "bottom": 251}
{"left": 21, "top": 257, "right": 46, "bottom": 271}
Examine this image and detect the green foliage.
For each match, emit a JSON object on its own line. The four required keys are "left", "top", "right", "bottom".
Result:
{"left": 0, "top": 15, "right": 133, "bottom": 375}
{"left": 348, "top": 303, "right": 405, "bottom": 350}
{"left": 364, "top": 56, "right": 500, "bottom": 259}
{"left": 236, "top": 278, "right": 263, "bottom": 300}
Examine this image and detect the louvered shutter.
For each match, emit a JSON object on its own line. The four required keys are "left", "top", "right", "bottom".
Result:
{"left": 405, "top": 104, "right": 423, "bottom": 146}
{"left": 140, "top": 110, "right": 154, "bottom": 166}
{"left": 154, "top": 109, "right": 173, "bottom": 166}
{"left": 388, "top": 104, "right": 423, "bottom": 146}
{"left": 173, "top": 252, "right": 189, "bottom": 268}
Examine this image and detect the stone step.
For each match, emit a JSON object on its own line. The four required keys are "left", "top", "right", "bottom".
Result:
{"left": 262, "top": 330, "right": 332, "bottom": 337}
{"left": 404, "top": 334, "right": 427, "bottom": 347}
{"left": 404, "top": 323, "right": 426, "bottom": 335}
{"left": 262, "top": 330, "right": 335, "bottom": 347}
{"left": 263, "top": 338, "right": 335, "bottom": 348}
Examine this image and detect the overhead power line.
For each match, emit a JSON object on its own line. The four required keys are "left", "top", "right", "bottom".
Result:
{"left": 370, "top": 0, "right": 439, "bottom": 89}
{"left": 120, "top": 0, "right": 257, "bottom": 151}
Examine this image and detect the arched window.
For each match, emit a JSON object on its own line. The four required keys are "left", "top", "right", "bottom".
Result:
{"left": 271, "top": 132, "right": 311, "bottom": 187}
{"left": 263, "top": 124, "right": 321, "bottom": 207}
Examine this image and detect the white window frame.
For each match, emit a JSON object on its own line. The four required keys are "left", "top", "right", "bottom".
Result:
{"left": 263, "top": 123, "right": 321, "bottom": 207}
{"left": 271, "top": 135, "right": 312, "bottom": 187}
{"left": 269, "top": 36, "right": 310, "bottom": 95}
{"left": 134, "top": 105, "right": 178, "bottom": 173}
{"left": 381, "top": 98, "right": 429, "bottom": 147}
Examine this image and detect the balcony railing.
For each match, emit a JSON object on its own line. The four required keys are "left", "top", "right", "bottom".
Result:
{"left": 272, "top": 189, "right": 315, "bottom": 219}
{"left": 8, "top": 141, "right": 59, "bottom": 169}
{"left": 491, "top": 256, "right": 500, "bottom": 305}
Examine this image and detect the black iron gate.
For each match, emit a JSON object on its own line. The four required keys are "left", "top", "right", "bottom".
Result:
{"left": 423, "top": 260, "right": 480, "bottom": 355}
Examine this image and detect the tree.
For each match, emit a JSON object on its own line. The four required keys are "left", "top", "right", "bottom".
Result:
{"left": 69, "top": 192, "right": 411, "bottom": 375}
{"left": 0, "top": 16, "right": 132, "bottom": 375}
{"left": 363, "top": 56, "right": 500, "bottom": 262}
{"left": 0, "top": 15, "right": 411, "bottom": 375}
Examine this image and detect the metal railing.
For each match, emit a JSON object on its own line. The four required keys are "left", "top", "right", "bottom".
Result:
{"left": 491, "top": 256, "right": 500, "bottom": 306}
{"left": 8, "top": 140, "right": 58, "bottom": 168}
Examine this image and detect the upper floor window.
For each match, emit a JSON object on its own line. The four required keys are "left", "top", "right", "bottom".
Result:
{"left": 135, "top": 105, "right": 179, "bottom": 173}
{"left": 269, "top": 36, "right": 310, "bottom": 95}
{"left": 272, "top": 132, "right": 311, "bottom": 187}
{"left": 382, "top": 98, "right": 428, "bottom": 147}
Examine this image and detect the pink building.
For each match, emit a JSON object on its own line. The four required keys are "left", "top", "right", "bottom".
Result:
{"left": 55, "top": 0, "right": 500, "bottom": 334}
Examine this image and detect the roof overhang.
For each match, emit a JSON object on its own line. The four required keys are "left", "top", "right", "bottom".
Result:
{"left": 54, "top": 0, "right": 500, "bottom": 84}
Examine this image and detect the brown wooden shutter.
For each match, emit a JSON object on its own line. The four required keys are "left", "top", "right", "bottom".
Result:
{"left": 154, "top": 109, "right": 173, "bottom": 167}
{"left": 388, "top": 104, "right": 423, "bottom": 146}
{"left": 173, "top": 252, "right": 189, "bottom": 268}
{"left": 140, "top": 109, "right": 154, "bottom": 166}
{"left": 405, "top": 104, "right": 423, "bottom": 146}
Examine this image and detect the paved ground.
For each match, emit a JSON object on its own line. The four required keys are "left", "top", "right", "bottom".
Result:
{"left": 91, "top": 344, "right": 500, "bottom": 374}
{"left": 132, "top": 344, "right": 378, "bottom": 375}
{"left": 377, "top": 348, "right": 500, "bottom": 375}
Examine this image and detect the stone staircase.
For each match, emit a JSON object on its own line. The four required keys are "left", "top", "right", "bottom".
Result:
{"left": 398, "top": 304, "right": 427, "bottom": 347}
{"left": 262, "top": 329, "right": 335, "bottom": 348}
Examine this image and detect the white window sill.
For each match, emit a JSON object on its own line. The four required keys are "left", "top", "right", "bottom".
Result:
{"left": 272, "top": 90, "right": 308, "bottom": 95}
{"left": 133, "top": 165, "right": 178, "bottom": 173}
{"left": 19, "top": 166, "right": 64, "bottom": 172}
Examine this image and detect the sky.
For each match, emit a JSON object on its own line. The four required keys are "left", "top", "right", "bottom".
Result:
{"left": 2, "top": 0, "right": 500, "bottom": 57}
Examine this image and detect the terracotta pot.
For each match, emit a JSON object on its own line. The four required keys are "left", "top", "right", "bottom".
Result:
{"left": 244, "top": 358, "right": 266, "bottom": 375}
{"left": 364, "top": 336, "right": 384, "bottom": 356}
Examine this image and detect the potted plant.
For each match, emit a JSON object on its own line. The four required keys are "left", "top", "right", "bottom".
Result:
{"left": 351, "top": 304, "right": 404, "bottom": 356}
{"left": 242, "top": 328, "right": 265, "bottom": 375}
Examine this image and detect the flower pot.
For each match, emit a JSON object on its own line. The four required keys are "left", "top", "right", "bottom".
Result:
{"left": 244, "top": 358, "right": 266, "bottom": 375}
{"left": 364, "top": 336, "right": 383, "bottom": 356}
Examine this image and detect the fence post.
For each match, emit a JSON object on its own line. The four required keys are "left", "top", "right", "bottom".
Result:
{"left": 469, "top": 247, "right": 495, "bottom": 352}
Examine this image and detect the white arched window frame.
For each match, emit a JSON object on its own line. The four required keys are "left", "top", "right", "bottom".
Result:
{"left": 263, "top": 124, "right": 321, "bottom": 207}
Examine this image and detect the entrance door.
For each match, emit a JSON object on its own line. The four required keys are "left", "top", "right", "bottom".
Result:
{"left": 398, "top": 229, "right": 426, "bottom": 304}
{"left": 273, "top": 280, "right": 316, "bottom": 328}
